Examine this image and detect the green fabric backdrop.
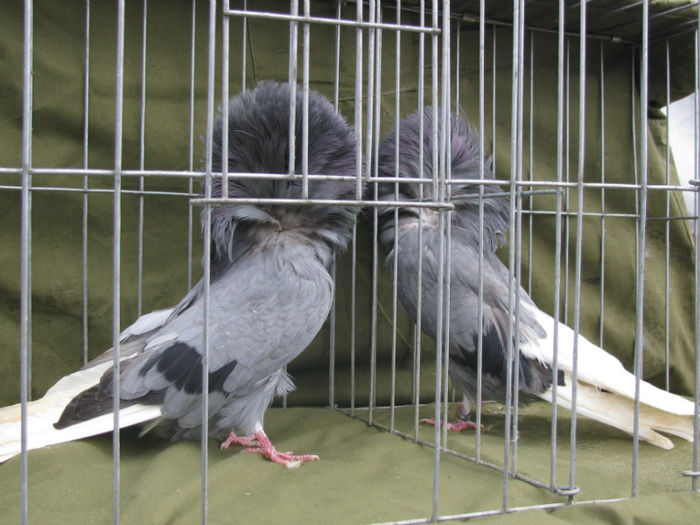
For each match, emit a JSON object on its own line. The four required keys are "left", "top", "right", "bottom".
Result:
{"left": 1, "top": 1, "right": 698, "bottom": 523}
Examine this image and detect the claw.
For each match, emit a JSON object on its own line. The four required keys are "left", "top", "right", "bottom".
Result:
{"left": 220, "top": 428, "right": 318, "bottom": 468}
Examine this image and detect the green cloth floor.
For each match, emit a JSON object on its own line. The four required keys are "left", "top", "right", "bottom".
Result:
{"left": 1, "top": 404, "right": 699, "bottom": 524}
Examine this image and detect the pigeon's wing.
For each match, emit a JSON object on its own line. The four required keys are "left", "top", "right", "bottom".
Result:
{"left": 387, "top": 220, "right": 555, "bottom": 398}
{"left": 56, "top": 242, "right": 333, "bottom": 431}
{"left": 119, "top": 307, "right": 177, "bottom": 343}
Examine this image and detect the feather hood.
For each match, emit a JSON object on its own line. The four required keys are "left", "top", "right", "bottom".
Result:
{"left": 377, "top": 108, "right": 509, "bottom": 254}
{"left": 205, "top": 80, "right": 362, "bottom": 266}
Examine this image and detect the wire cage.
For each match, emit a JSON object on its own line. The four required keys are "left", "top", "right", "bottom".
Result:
{"left": 1, "top": 0, "right": 699, "bottom": 523}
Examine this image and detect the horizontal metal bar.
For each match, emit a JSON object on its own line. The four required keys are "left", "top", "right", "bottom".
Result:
{"left": 4, "top": 184, "right": 691, "bottom": 220}
{"left": 448, "top": 178, "right": 700, "bottom": 193}
{"left": 224, "top": 9, "right": 440, "bottom": 34}
{"left": 380, "top": 496, "right": 630, "bottom": 525}
{"left": 0, "top": 185, "right": 196, "bottom": 198}
{"left": 2, "top": 168, "right": 698, "bottom": 195}
{"left": 450, "top": 189, "right": 561, "bottom": 201}
{"left": 1, "top": 167, "right": 203, "bottom": 178}
{"left": 191, "top": 197, "right": 455, "bottom": 210}
{"left": 648, "top": 215, "right": 699, "bottom": 221}
{"left": 457, "top": 11, "right": 634, "bottom": 45}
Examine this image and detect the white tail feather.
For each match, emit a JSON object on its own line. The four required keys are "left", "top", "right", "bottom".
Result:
{"left": 525, "top": 308, "right": 695, "bottom": 416}
{"left": 0, "top": 361, "right": 160, "bottom": 464}
{"left": 538, "top": 374, "right": 695, "bottom": 450}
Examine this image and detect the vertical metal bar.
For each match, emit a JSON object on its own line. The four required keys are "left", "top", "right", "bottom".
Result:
{"left": 413, "top": 0, "right": 425, "bottom": 442}
{"left": 351, "top": 0, "right": 364, "bottom": 417}
{"left": 632, "top": 0, "right": 650, "bottom": 498}
{"left": 329, "top": 0, "right": 342, "bottom": 410}
{"left": 365, "top": 0, "right": 377, "bottom": 424}
{"left": 475, "top": 0, "right": 486, "bottom": 465}
{"left": 430, "top": 1, "right": 439, "bottom": 199}
{"left": 664, "top": 39, "right": 671, "bottom": 391}
{"left": 550, "top": 0, "right": 566, "bottom": 492}
{"left": 527, "top": 32, "right": 534, "bottom": 295}
{"left": 288, "top": 0, "right": 299, "bottom": 181}
{"left": 511, "top": 6, "right": 526, "bottom": 477}
{"left": 632, "top": 0, "right": 649, "bottom": 497}
{"left": 492, "top": 25, "right": 497, "bottom": 176}
{"left": 329, "top": 255, "right": 336, "bottom": 408}
{"left": 432, "top": 210, "right": 446, "bottom": 521}
{"left": 454, "top": 16, "right": 460, "bottom": 114}
{"left": 350, "top": 222, "right": 357, "bottom": 415}
{"left": 440, "top": 6, "right": 454, "bottom": 449}
{"left": 137, "top": 0, "right": 148, "bottom": 318}
{"left": 82, "top": 0, "right": 91, "bottom": 366}
{"left": 333, "top": 0, "right": 341, "bottom": 112}
{"left": 280, "top": 0, "right": 301, "bottom": 412}
{"left": 569, "top": 0, "right": 588, "bottom": 498}
{"left": 187, "top": 0, "right": 197, "bottom": 291}
{"left": 221, "top": 0, "right": 230, "bottom": 201}
{"left": 241, "top": 0, "right": 247, "bottom": 90}
{"left": 503, "top": 0, "right": 521, "bottom": 510}
{"left": 432, "top": 4, "right": 448, "bottom": 518}
{"left": 631, "top": 51, "right": 639, "bottom": 246}
{"left": 301, "top": 0, "right": 310, "bottom": 200}
{"left": 368, "top": 0, "right": 380, "bottom": 425}
{"left": 351, "top": 0, "right": 362, "bottom": 417}
{"left": 365, "top": 0, "right": 376, "bottom": 189}
{"left": 20, "top": 0, "right": 33, "bottom": 522}
{"left": 692, "top": 16, "right": 700, "bottom": 494}
{"left": 112, "top": 2, "right": 126, "bottom": 522}
{"left": 201, "top": 2, "right": 218, "bottom": 523}
{"left": 354, "top": 0, "right": 364, "bottom": 200}
{"left": 599, "top": 41, "right": 607, "bottom": 348}
{"left": 442, "top": 4, "right": 454, "bottom": 430}
{"left": 389, "top": 0, "right": 402, "bottom": 433}
{"left": 450, "top": 5, "right": 460, "bottom": 409}
{"left": 564, "top": 40, "right": 571, "bottom": 326}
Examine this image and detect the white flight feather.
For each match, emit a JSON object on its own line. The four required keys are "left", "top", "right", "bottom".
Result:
{"left": 520, "top": 307, "right": 694, "bottom": 417}
{"left": 0, "top": 359, "right": 161, "bottom": 464}
{"left": 0, "top": 310, "right": 174, "bottom": 464}
{"left": 119, "top": 307, "right": 175, "bottom": 342}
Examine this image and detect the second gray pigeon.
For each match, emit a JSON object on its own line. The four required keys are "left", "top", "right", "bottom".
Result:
{"left": 376, "top": 108, "right": 694, "bottom": 449}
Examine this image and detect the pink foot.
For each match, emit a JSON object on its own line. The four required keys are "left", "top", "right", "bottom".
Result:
{"left": 420, "top": 418, "right": 481, "bottom": 432}
{"left": 220, "top": 430, "right": 318, "bottom": 469}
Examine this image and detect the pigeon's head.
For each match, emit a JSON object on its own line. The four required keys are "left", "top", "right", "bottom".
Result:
{"left": 376, "top": 108, "right": 509, "bottom": 252}
{"left": 205, "top": 80, "right": 364, "bottom": 265}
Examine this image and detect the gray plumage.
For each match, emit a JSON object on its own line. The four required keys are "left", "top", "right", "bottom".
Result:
{"left": 55, "top": 80, "right": 359, "bottom": 443}
{"left": 377, "top": 108, "right": 695, "bottom": 448}
{"left": 377, "top": 109, "right": 553, "bottom": 404}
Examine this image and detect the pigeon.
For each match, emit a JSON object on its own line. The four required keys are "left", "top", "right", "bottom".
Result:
{"left": 0, "top": 80, "right": 360, "bottom": 467}
{"left": 376, "top": 108, "right": 695, "bottom": 449}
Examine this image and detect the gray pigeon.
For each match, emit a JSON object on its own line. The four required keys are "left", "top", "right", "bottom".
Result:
{"left": 376, "top": 108, "right": 694, "bottom": 449}
{"left": 0, "top": 81, "right": 360, "bottom": 467}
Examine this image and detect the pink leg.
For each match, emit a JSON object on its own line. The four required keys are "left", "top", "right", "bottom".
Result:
{"left": 220, "top": 429, "right": 319, "bottom": 469}
{"left": 220, "top": 432, "right": 259, "bottom": 450}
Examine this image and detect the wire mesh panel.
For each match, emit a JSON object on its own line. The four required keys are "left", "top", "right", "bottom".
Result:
{"left": 0, "top": 1, "right": 699, "bottom": 524}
